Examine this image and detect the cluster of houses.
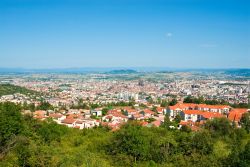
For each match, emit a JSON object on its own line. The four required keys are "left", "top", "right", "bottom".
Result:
{"left": 168, "top": 103, "right": 249, "bottom": 130}
{"left": 101, "top": 107, "right": 167, "bottom": 130}
{"left": 32, "top": 109, "right": 100, "bottom": 129}
{"left": 27, "top": 106, "right": 167, "bottom": 130}
{"left": 26, "top": 102, "right": 249, "bottom": 131}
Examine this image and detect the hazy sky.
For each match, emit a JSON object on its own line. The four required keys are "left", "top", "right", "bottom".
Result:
{"left": 0, "top": 0, "right": 249, "bottom": 69}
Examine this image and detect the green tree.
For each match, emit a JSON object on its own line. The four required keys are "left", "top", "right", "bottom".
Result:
{"left": 193, "top": 96, "right": 204, "bottom": 104}
{"left": 36, "top": 119, "right": 68, "bottom": 144}
{"left": 174, "top": 114, "right": 182, "bottom": 124}
{"left": 146, "top": 96, "right": 154, "bottom": 104}
{"left": 191, "top": 130, "right": 213, "bottom": 155}
{"left": 205, "top": 117, "right": 233, "bottom": 136}
{"left": 169, "top": 99, "right": 177, "bottom": 106}
{"left": 102, "top": 108, "right": 109, "bottom": 116}
{"left": 183, "top": 96, "right": 193, "bottom": 103}
{"left": 0, "top": 102, "right": 24, "bottom": 147}
{"left": 161, "top": 114, "right": 172, "bottom": 129}
{"left": 107, "top": 122, "right": 150, "bottom": 163}
{"left": 37, "top": 101, "right": 54, "bottom": 110}
{"left": 240, "top": 112, "right": 250, "bottom": 133}
{"left": 239, "top": 141, "right": 250, "bottom": 166}
{"left": 152, "top": 106, "right": 157, "bottom": 113}
{"left": 160, "top": 100, "right": 168, "bottom": 107}
{"left": 180, "top": 125, "right": 191, "bottom": 133}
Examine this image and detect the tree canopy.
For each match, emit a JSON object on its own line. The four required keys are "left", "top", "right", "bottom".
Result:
{"left": 0, "top": 102, "right": 250, "bottom": 167}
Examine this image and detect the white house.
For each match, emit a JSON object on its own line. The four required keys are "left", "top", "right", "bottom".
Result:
{"left": 61, "top": 118, "right": 76, "bottom": 128}
{"left": 91, "top": 109, "right": 102, "bottom": 117}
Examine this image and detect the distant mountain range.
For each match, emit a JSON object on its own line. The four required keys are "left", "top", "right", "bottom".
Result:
{"left": 0, "top": 67, "right": 171, "bottom": 73}
{"left": 0, "top": 67, "right": 249, "bottom": 76}
{"left": 105, "top": 69, "right": 138, "bottom": 74}
{"left": 223, "top": 69, "right": 250, "bottom": 77}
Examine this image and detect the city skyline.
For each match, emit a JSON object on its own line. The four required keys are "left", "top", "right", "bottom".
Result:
{"left": 0, "top": 0, "right": 249, "bottom": 68}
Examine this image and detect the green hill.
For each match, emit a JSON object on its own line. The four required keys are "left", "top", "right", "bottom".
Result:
{"left": 0, "top": 84, "right": 39, "bottom": 97}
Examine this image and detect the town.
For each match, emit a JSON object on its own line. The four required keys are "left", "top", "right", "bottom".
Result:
{"left": 1, "top": 0, "right": 249, "bottom": 166}
{"left": 0, "top": 70, "right": 249, "bottom": 131}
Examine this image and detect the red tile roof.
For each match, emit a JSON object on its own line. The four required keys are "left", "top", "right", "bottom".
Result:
{"left": 106, "top": 110, "right": 127, "bottom": 119}
{"left": 169, "top": 103, "right": 231, "bottom": 111}
{"left": 49, "top": 113, "right": 63, "bottom": 119}
{"left": 228, "top": 108, "right": 248, "bottom": 122}
{"left": 182, "top": 110, "right": 224, "bottom": 119}
{"left": 202, "top": 112, "right": 224, "bottom": 119}
{"left": 179, "top": 120, "right": 194, "bottom": 126}
{"left": 182, "top": 110, "right": 203, "bottom": 115}
{"left": 66, "top": 114, "right": 79, "bottom": 119}
{"left": 34, "top": 110, "right": 46, "bottom": 116}
{"left": 156, "top": 107, "right": 164, "bottom": 112}
{"left": 169, "top": 103, "right": 190, "bottom": 110}
{"left": 112, "top": 112, "right": 127, "bottom": 118}
{"left": 34, "top": 115, "right": 46, "bottom": 119}
{"left": 62, "top": 118, "right": 76, "bottom": 124}
{"left": 144, "top": 109, "right": 154, "bottom": 115}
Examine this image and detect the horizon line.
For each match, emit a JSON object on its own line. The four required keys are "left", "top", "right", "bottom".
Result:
{"left": 0, "top": 66, "right": 249, "bottom": 71}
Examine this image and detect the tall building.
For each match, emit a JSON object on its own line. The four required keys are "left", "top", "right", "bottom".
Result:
{"left": 138, "top": 79, "right": 144, "bottom": 86}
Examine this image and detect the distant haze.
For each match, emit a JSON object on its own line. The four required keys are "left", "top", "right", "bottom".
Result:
{"left": 0, "top": 0, "right": 249, "bottom": 68}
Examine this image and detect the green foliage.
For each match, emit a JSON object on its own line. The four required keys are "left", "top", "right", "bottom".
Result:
{"left": 1, "top": 102, "right": 250, "bottom": 167}
{"left": 71, "top": 98, "right": 89, "bottom": 109}
{"left": 36, "top": 120, "right": 68, "bottom": 144}
{"left": 121, "top": 109, "right": 128, "bottom": 116}
{"left": 90, "top": 103, "right": 100, "bottom": 109}
{"left": 191, "top": 130, "right": 213, "bottom": 155}
{"left": 169, "top": 99, "right": 177, "bottom": 106}
{"left": 107, "top": 122, "right": 149, "bottom": 162}
{"left": 180, "top": 125, "right": 192, "bottom": 133}
{"left": 161, "top": 100, "right": 168, "bottom": 107}
{"left": 104, "top": 101, "right": 135, "bottom": 107}
{"left": 173, "top": 114, "right": 181, "bottom": 124}
{"left": 0, "top": 102, "right": 24, "bottom": 146}
{"left": 22, "top": 102, "right": 36, "bottom": 112}
{"left": 0, "top": 84, "right": 40, "bottom": 97}
{"left": 152, "top": 106, "right": 157, "bottom": 112}
{"left": 239, "top": 141, "right": 250, "bottom": 166}
{"left": 107, "top": 122, "right": 176, "bottom": 164}
{"left": 184, "top": 96, "right": 205, "bottom": 104}
{"left": 90, "top": 115, "right": 99, "bottom": 120}
{"left": 146, "top": 96, "right": 154, "bottom": 104}
{"left": 102, "top": 108, "right": 109, "bottom": 116}
{"left": 225, "top": 138, "right": 250, "bottom": 167}
{"left": 36, "top": 101, "right": 54, "bottom": 110}
{"left": 213, "top": 140, "right": 231, "bottom": 159}
{"left": 204, "top": 117, "right": 233, "bottom": 137}
{"left": 231, "top": 103, "right": 250, "bottom": 109}
{"left": 240, "top": 112, "right": 250, "bottom": 133}
{"left": 139, "top": 103, "right": 147, "bottom": 108}
{"left": 146, "top": 118, "right": 156, "bottom": 123}
{"left": 161, "top": 114, "right": 177, "bottom": 129}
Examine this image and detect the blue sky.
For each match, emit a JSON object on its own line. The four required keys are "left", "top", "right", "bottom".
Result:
{"left": 0, "top": 0, "right": 249, "bottom": 69}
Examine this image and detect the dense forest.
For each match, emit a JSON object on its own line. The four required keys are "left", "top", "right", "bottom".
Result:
{"left": 0, "top": 102, "right": 250, "bottom": 167}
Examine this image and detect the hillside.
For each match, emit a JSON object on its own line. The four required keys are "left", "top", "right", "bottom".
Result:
{"left": 0, "top": 84, "right": 39, "bottom": 97}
